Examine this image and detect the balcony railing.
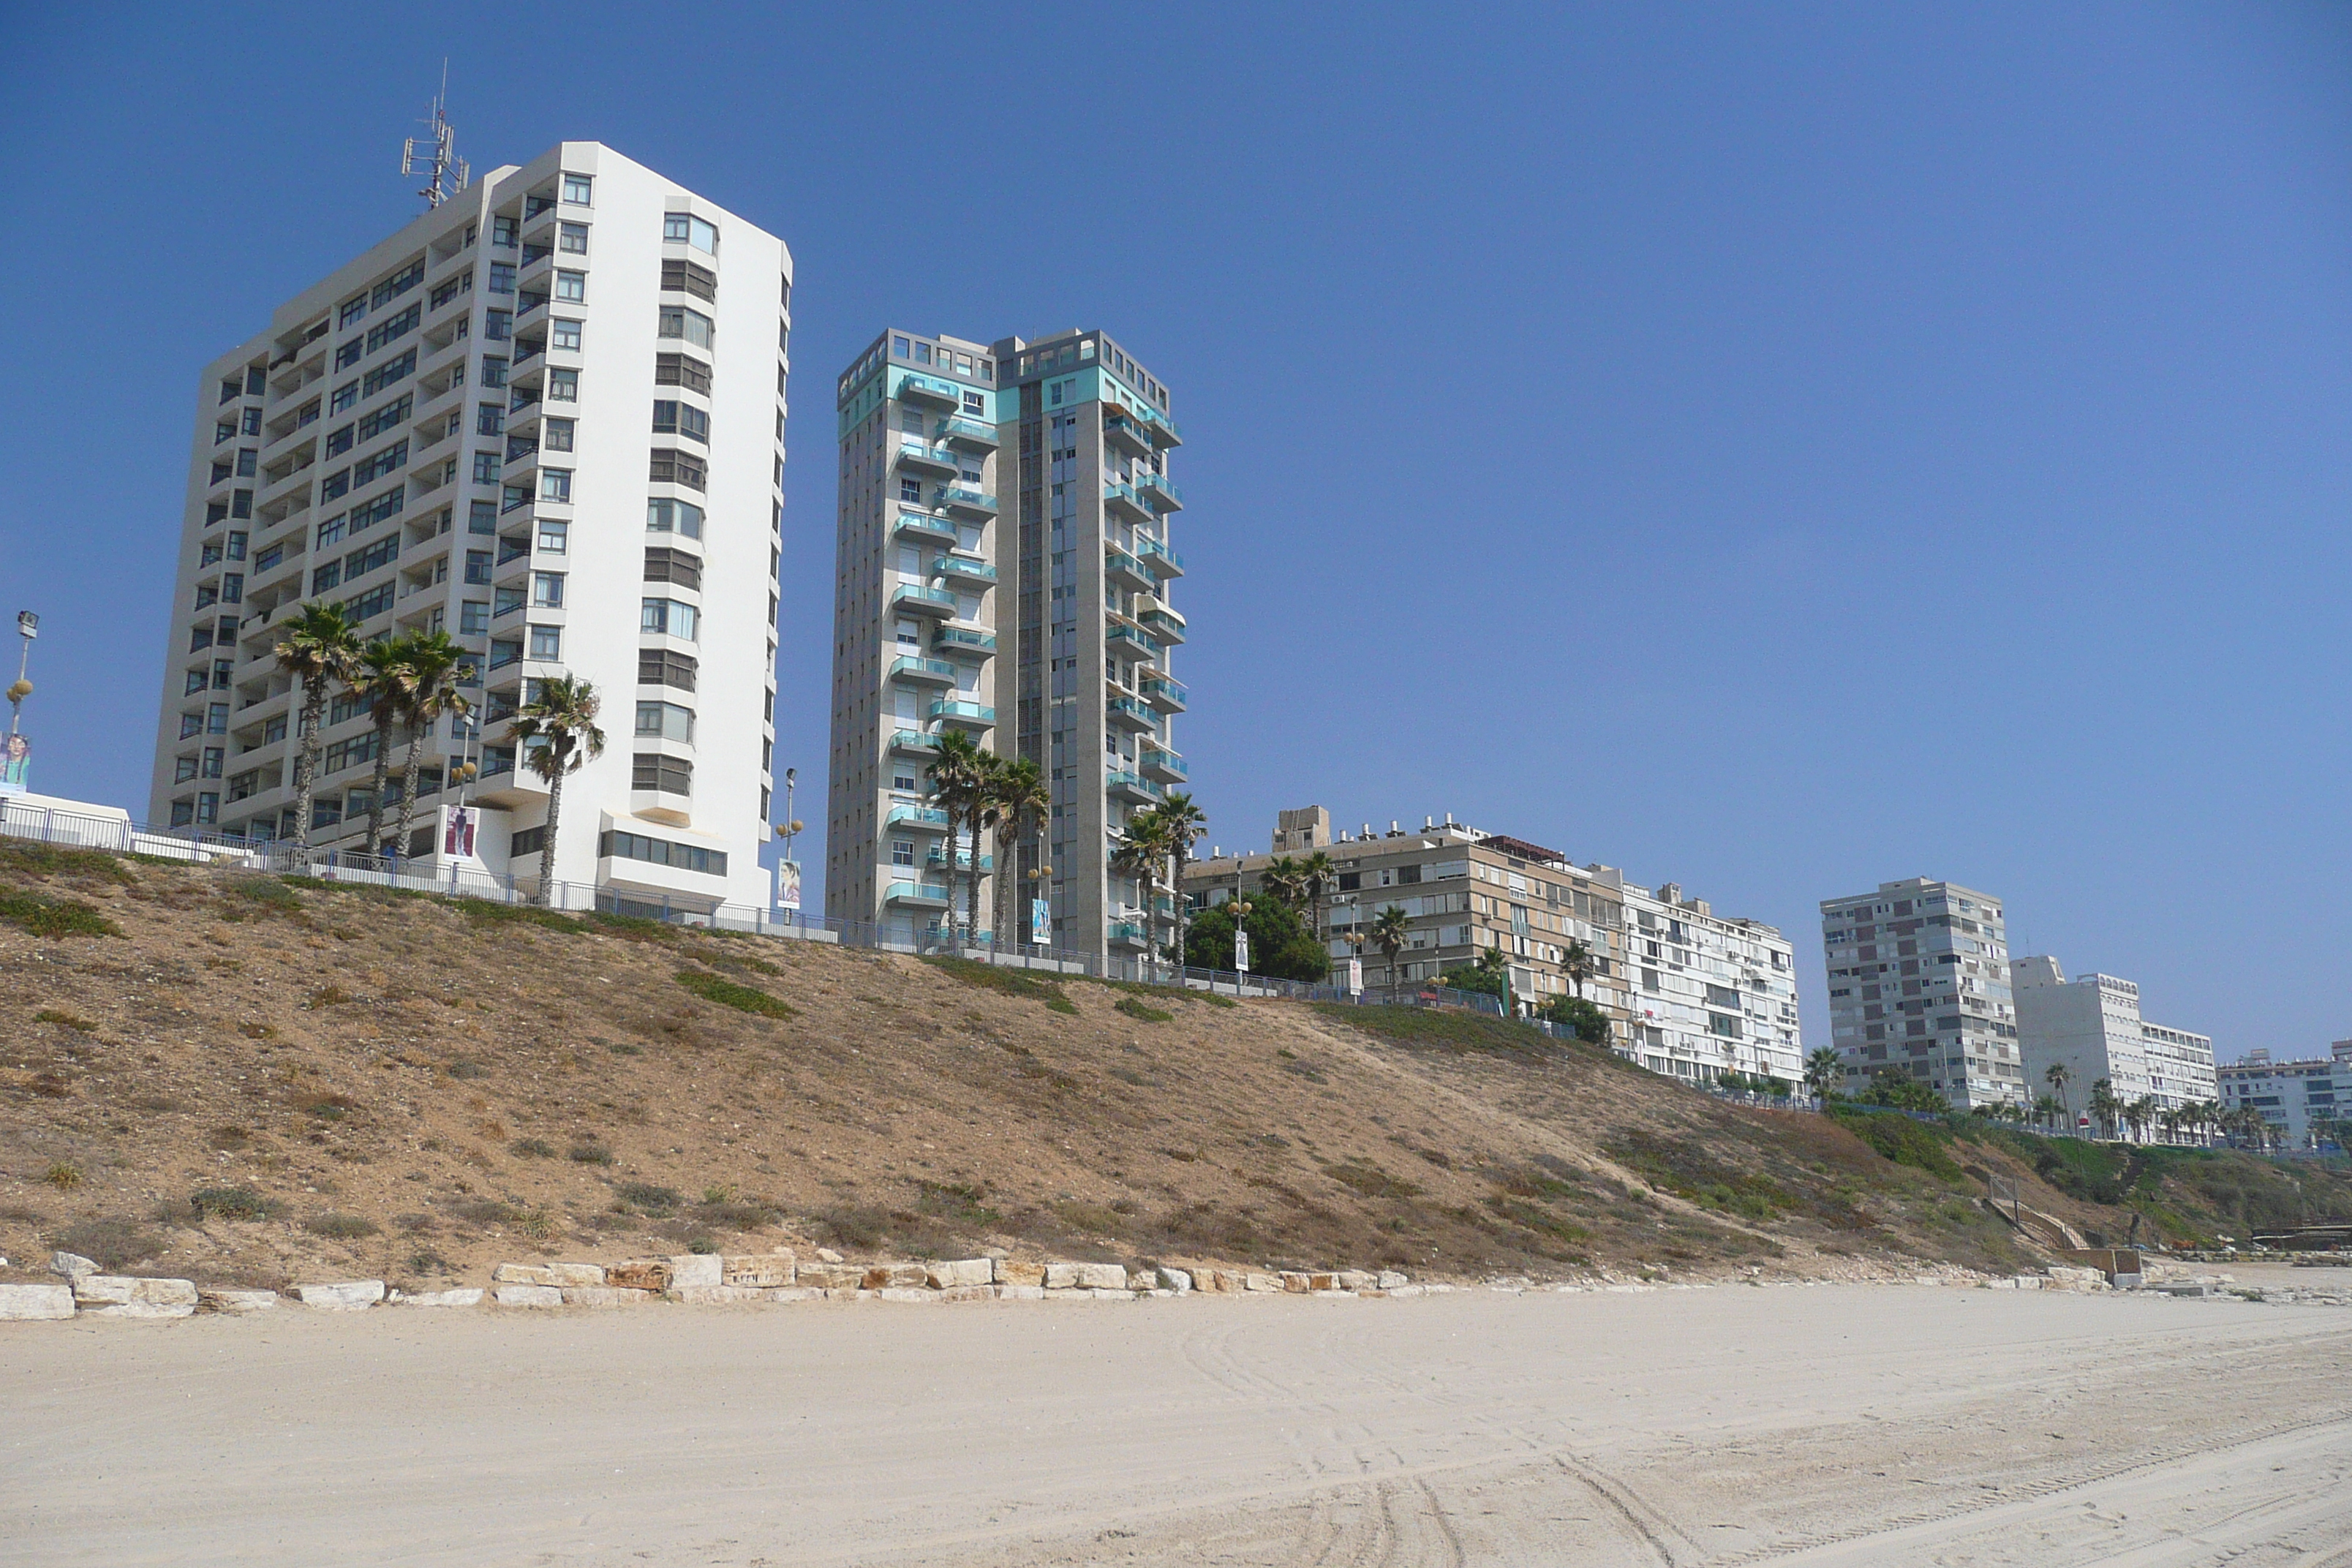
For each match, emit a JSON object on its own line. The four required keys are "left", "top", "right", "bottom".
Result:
{"left": 928, "top": 698, "right": 995, "bottom": 727}
{"left": 1106, "top": 771, "right": 1162, "bottom": 804}
{"left": 924, "top": 848, "right": 994, "bottom": 872}
{"left": 891, "top": 583, "right": 960, "bottom": 615}
{"left": 1106, "top": 624, "right": 1156, "bottom": 658}
{"left": 1106, "top": 696, "right": 1156, "bottom": 729}
{"left": 935, "top": 485, "right": 997, "bottom": 516}
{"left": 1103, "top": 481, "right": 1152, "bottom": 522}
{"left": 897, "top": 373, "right": 962, "bottom": 408}
{"left": 931, "top": 554, "right": 997, "bottom": 584}
{"left": 889, "top": 728, "right": 942, "bottom": 753}
{"left": 1140, "top": 676, "right": 1188, "bottom": 711}
{"left": 1137, "top": 472, "right": 1183, "bottom": 511}
{"left": 938, "top": 415, "right": 998, "bottom": 450}
{"left": 894, "top": 510, "right": 960, "bottom": 543}
{"left": 895, "top": 442, "right": 960, "bottom": 475}
{"left": 890, "top": 655, "right": 958, "bottom": 683}
{"left": 932, "top": 625, "right": 995, "bottom": 655}
{"left": 885, "top": 804, "right": 950, "bottom": 830}
{"left": 885, "top": 880, "right": 953, "bottom": 907}
{"left": 1141, "top": 749, "right": 1188, "bottom": 783}
{"left": 1105, "top": 547, "right": 1152, "bottom": 590}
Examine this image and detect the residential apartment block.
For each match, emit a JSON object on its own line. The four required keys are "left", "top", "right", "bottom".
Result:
{"left": 1183, "top": 810, "right": 1803, "bottom": 1086}
{"left": 2220, "top": 1041, "right": 2351, "bottom": 1149}
{"left": 2012, "top": 957, "right": 2217, "bottom": 1127}
{"left": 826, "top": 328, "right": 1183, "bottom": 952}
{"left": 1820, "top": 878, "right": 2022, "bottom": 1108}
{"left": 151, "top": 143, "right": 788, "bottom": 913}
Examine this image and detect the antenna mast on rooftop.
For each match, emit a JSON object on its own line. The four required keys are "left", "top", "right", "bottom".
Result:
{"left": 402, "top": 64, "right": 470, "bottom": 211}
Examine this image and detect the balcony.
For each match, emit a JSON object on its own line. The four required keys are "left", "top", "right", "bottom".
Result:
{"left": 1105, "top": 547, "right": 1153, "bottom": 592}
{"left": 1108, "top": 919, "right": 1151, "bottom": 948}
{"left": 1140, "top": 675, "right": 1188, "bottom": 712}
{"left": 1103, "top": 412, "right": 1154, "bottom": 459}
{"left": 897, "top": 374, "right": 962, "bottom": 409}
{"left": 890, "top": 655, "right": 958, "bottom": 686}
{"left": 1135, "top": 535, "right": 1185, "bottom": 578}
{"left": 938, "top": 415, "right": 998, "bottom": 451}
{"left": 1106, "top": 624, "right": 1156, "bottom": 660}
{"left": 894, "top": 442, "right": 960, "bottom": 478}
{"left": 894, "top": 510, "right": 960, "bottom": 545}
{"left": 935, "top": 485, "right": 997, "bottom": 519}
{"left": 925, "top": 848, "right": 994, "bottom": 873}
{"left": 889, "top": 728, "right": 942, "bottom": 755}
{"left": 1137, "top": 472, "right": 1183, "bottom": 513}
{"left": 885, "top": 804, "right": 951, "bottom": 833}
{"left": 1140, "top": 748, "right": 1188, "bottom": 785}
{"left": 1146, "top": 411, "right": 1183, "bottom": 449}
{"left": 1106, "top": 696, "right": 1156, "bottom": 732}
{"left": 932, "top": 625, "right": 995, "bottom": 656}
{"left": 928, "top": 698, "right": 995, "bottom": 730}
{"left": 1103, "top": 481, "right": 1152, "bottom": 524}
{"left": 931, "top": 553, "right": 996, "bottom": 587}
{"left": 890, "top": 582, "right": 960, "bottom": 618}
{"left": 1138, "top": 603, "right": 1187, "bottom": 644}
{"left": 886, "top": 880, "right": 953, "bottom": 909}
{"left": 1107, "top": 769, "right": 1161, "bottom": 804}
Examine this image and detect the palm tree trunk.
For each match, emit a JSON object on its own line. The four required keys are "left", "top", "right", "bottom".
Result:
{"left": 364, "top": 702, "right": 396, "bottom": 862}
{"left": 393, "top": 718, "right": 424, "bottom": 869}
{"left": 293, "top": 679, "right": 326, "bottom": 856}
{"left": 534, "top": 766, "right": 563, "bottom": 908}
{"left": 940, "top": 802, "right": 962, "bottom": 946}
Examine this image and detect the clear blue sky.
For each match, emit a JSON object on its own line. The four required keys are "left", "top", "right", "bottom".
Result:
{"left": 4, "top": 4, "right": 2348, "bottom": 1060}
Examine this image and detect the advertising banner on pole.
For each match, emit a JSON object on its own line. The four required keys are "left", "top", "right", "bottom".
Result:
{"left": 0, "top": 734, "right": 28, "bottom": 796}
{"left": 1030, "top": 897, "right": 1051, "bottom": 946}
{"left": 776, "top": 859, "right": 803, "bottom": 911}
{"left": 1235, "top": 928, "right": 1251, "bottom": 974}
{"left": 1347, "top": 956, "right": 1362, "bottom": 996}
{"left": 440, "top": 804, "right": 478, "bottom": 859}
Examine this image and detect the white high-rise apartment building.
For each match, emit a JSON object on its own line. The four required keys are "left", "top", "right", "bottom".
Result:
{"left": 2013, "top": 957, "right": 2217, "bottom": 1128}
{"left": 1820, "top": 877, "right": 2024, "bottom": 1108}
{"left": 1618, "top": 878, "right": 1803, "bottom": 1087}
{"left": 150, "top": 143, "right": 789, "bottom": 914}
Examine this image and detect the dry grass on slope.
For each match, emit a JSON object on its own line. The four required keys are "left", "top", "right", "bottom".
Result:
{"left": 0, "top": 843, "right": 2042, "bottom": 1295}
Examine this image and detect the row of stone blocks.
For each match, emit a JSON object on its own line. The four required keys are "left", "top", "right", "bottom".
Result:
{"left": 0, "top": 1248, "right": 1419, "bottom": 1320}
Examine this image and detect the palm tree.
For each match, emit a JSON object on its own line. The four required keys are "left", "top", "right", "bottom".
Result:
{"left": 1803, "top": 1045, "right": 1843, "bottom": 1101}
{"left": 2044, "top": 1062, "right": 2074, "bottom": 1131}
{"left": 1109, "top": 805, "right": 1175, "bottom": 969}
{"left": 1156, "top": 790, "right": 1207, "bottom": 970}
{"left": 2032, "top": 1093, "right": 2063, "bottom": 1134}
{"left": 510, "top": 675, "right": 603, "bottom": 907}
{"left": 270, "top": 602, "right": 362, "bottom": 856}
{"left": 922, "top": 730, "right": 989, "bottom": 946}
{"left": 1299, "top": 849, "right": 1337, "bottom": 946}
{"left": 389, "top": 630, "right": 474, "bottom": 864}
{"left": 1370, "top": 905, "right": 1411, "bottom": 1000}
{"left": 352, "top": 638, "right": 418, "bottom": 862}
{"left": 1261, "top": 856, "right": 1306, "bottom": 910}
{"left": 1561, "top": 938, "right": 1595, "bottom": 1000}
{"left": 965, "top": 752, "right": 1009, "bottom": 946}
{"left": 2087, "top": 1078, "right": 2122, "bottom": 1142}
{"left": 2126, "top": 1095, "right": 2157, "bottom": 1145}
{"left": 989, "top": 756, "right": 1049, "bottom": 951}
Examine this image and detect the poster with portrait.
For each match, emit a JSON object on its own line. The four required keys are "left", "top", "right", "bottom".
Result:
{"left": 441, "top": 804, "right": 477, "bottom": 859}
{"left": 1030, "top": 897, "right": 1051, "bottom": 946}
{"left": 0, "top": 734, "right": 29, "bottom": 796}
{"left": 776, "top": 859, "right": 802, "bottom": 912}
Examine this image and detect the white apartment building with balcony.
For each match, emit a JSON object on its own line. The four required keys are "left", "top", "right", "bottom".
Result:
{"left": 2012, "top": 957, "right": 2217, "bottom": 1128}
{"left": 1820, "top": 878, "right": 2024, "bottom": 1109}
{"left": 149, "top": 143, "right": 788, "bottom": 913}
{"left": 2220, "top": 1041, "right": 2352, "bottom": 1148}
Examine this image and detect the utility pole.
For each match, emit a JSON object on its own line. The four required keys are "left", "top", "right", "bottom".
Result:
{"left": 7, "top": 611, "right": 33, "bottom": 734}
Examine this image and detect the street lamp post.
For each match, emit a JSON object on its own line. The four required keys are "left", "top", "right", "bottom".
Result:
{"left": 1231, "top": 897, "right": 1253, "bottom": 995}
{"left": 771, "top": 765, "right": 806, "bottom": 930}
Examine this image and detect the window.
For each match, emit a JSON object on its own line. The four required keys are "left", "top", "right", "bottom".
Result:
{"left": 352, "top": 440, "right": 407, "bottom": 488}
{"left": 900, "top": 477, "right": 923, "bottom": 504}
{"left": 655, "top": 352, "right": 712, "bottom": 393}
{"left": 175, "top": 755, "right": 199, "bottom": 783}
{"left": 468, "top": 498, "right": 497, "bottom": 534}
{"left": 537, "top": 518, "right": 569, "bottom": 553}
{"left": 484, "top": 309, "right": 511, "bottom": 342}
{"left": 660, "top": 258, "right": 717, "bottom": 301}
{"left": 494, "top": 585, "right": 526, "bottom": 617}
{"left": 640, "top": 599, "right": 698, "bottom": 639}
{"left": 494, "top": 215, "right": 519, "bottom": 248}
{"left": 650, "top": 401, "right": 709, "bottom": 442}
{"left": 647, "top": 449, "right": 705, "bottom": 489}
{"left": 361, "top": 348, "right": 417, "bottom": 397}
{"left": 184, "top": 669, "right": 208, "bottom": 696}
{"left": 488, "top": 263, "right": 516, "bottom": 294}
{"left": 562, "top": 173, "right": 592, "bottom": 205}
{"left": 201, "top": 746, "right": 225, "bottom": 779}
{"left": 551, "top": 318, "right": 581, "bottom": 352}
{"left": 600, "top": 826, "right": 725, "bottom": 875}
{"left": 630, "top": 754, "right": 694, "bottom": 795}
{"left": 336, "top": 336, "right": 364, "bottom": 370}
{"left": 644, "top": 546, "right": 702, "bottom": 589}
{"left": 657, "top": 305, "right": 714, "bottom": 348}
{"left": 634, "top": 701, "right": 694, "bottom": 741}
{"left": 476, "top": 403, "right": 505, "bottom": 437}
{"left": 893, "top": 336, "right": 911, "bottom": 358}
{"left": 540, "top": 468, "right": 571, "bottom": 502}
{"left": 547, "top": 367, "right": 577, "bottom": 402}
{"left": 647, "top": 498, "right": 704, "bottom": 537}
{"left": 472, "top": 451, "right": 502, "bottom": 484}
{"left": 339, "top": 295, "right": 368, "bottom": 328}
{"left": 230, "top": 489, "right": 252, "bottom": 519}
{"left": 529, "top": 624, "right": 562, "bottom": 660}
{"left": 196, "top": 793, "right": 219, "bottom": 826}
{"left": 221, "top": 573, "right": 243, "bottom": 603}
{"left": 510, "top": 826, "right": 547, "bottom": 859}
{"left": 558, "top": 222, "right": 589, "bottom": 255}
{"left": 532, "top": 572, "right": 565, "bottom": 608}
{"left": 638, "top": 648, "right": 697, "bottom": 690}
{"left": 342, "top": 581, "right": 394, "bottom": 622}
{"left": 541, "top": 418, "right": 575, "bottom": 452}
{"left": 215, "top": 420, "right": 235, "bottom": 445}
{"left": 358, "top": 393, "right": 411, "bottom": 440}
{"left": 371, "top": 259, "right": 423, "bottom": 309}
{"left": 464, "top": 549, "right": 493, "bottom": 584}
{"left": 207, "top": 702, "right": 229, "bottom": 734}
{"left": 480, "top": 357, "right": 507, "bottom": 388}
{"left": 330, "top": 380, "right": 358, "bottom": 413}
{"left": 554, "top": 270, "right": 586, "bottom": 303}
{"left": 662, "top": 212, "right": 717, "bottom": 253}
{"left": 364, "top": 302, "right": 421, "bottom": 355}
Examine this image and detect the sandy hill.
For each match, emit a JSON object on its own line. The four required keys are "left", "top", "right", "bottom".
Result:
{"left": 1, "top": 839, "right": 2343, "bottom": 1294}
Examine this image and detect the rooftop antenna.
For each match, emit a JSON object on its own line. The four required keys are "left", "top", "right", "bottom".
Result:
{"left": 402, "top": 64, "right": 470, "bottom": 211}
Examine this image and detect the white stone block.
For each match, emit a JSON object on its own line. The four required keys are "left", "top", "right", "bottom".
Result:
{"left": 561, "top": 1286, "right": 653, "bottom": 1306}
{"left": 995, "top": 1284, "right": 1046, "bottom": 1301}
{"left": 72, "top": 1275, "right": 137, "bottom": 1305}
{"left": 399, "top": 1289, "right": 483, "bottom": 1308}
{"left": 1243, "top": 1273, "right": 1283, "bottom": 1293}
{"left": 1377, "top": 1271, "right": 1409, "bottom": 1289}
{"left": 1157, "top": 1267, "right": 1193, "bottom": 1293}
{"left": 995, "top": 1259, "right": 1047, "bottom": 1286}
{"left": 863, "top": 1262, "right": 928, "bottom": 1289}
{"left": 492, "top": 1263, "right": 561, "bottom": 1286}
{"left": 815, "top": 1247, "right": 844, "bottom": 1263}
{"left": 1313, "top": 1289, "right": 1357, "bottom": 1298}
{"left": 1387, "top": 1285, "right": 1425, "bottom": 1299}
{"left": 925, "top": 1258, "right": 993, "bottom": 1289}
{"left": 721, "top": 1255, "right": 794, "bottom": 1288}
{"left": 49, "top": 1251, "right": 97, "bottom": 1279}
{"left": 765, "top": 1286, "right": 824, "bottom": 1303}
{"left": 548, "top": 1262, "right": 608, "bottom": 1287}
{"left": 493, "top": 1284, "right": 562, "bottom": 1307}
{"left": 937, "top": 1284, "right": 995, "bottom": 1303}
{"left": 1336, "top": 1270, "right": 1373, "bottom": 1291}
{"left": 668, "top": 1285, "right": 765, "bottom": 1305}
{"left": 1088, "top": 1287, "right": 1139, "bottom": 1300}
{"left": 200, "top": 1289, "right": 279, "bottom": 1313}
{"left": 1076, "top": 1263, "right": 1128, "bottom": 1291}
{"left": 876, "top": 1286, "right": 938, "bottom": 1303}
{"left": 82, "top": 1301, "right": 197, "bottom": 1319}
{"left": 0, "top": 1283, "right": 75, "bottom": 1320}
{"left": 666, "top": 1254, "right": 723, "bottom": 1289}
{"left": 1043, "top": 1263, "right": 1082, "bottom": 1290}
{"left": 298, "top": 1280, "right": 386, "bottom": 1310}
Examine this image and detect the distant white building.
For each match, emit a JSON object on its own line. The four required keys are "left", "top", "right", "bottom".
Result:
{"left": 1820, "top": 878, "right": 2023, "bottom": 1109}
{"left": 2220, "top": 1042, "right": 2351, "bottom": 1149}
{"left": 2012, "top": 958, "right": 2216, "bottom": 1134}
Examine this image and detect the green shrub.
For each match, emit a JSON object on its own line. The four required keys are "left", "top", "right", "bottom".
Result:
{"left": 191, "top": 1186, "right": 282, "bottom": 1221}
{"left": 568, "top": 1142, "right": 615, "bottom": 1166}
{"left": 0, "top": 841, "right": 133, "bottom": 882}
{"left": 225, "top": 875, "right": 304, "bottom": 912}
{"left": 0, "top": 889, "right": 121, "bottom": 938}
{"left": 510, "top": 1137, "right": 556, "bottom": 1158}
{"left": 617, "top": 1182, "right": 681, "bottom": 1214}
{"left": 1114, "top": 995, "right": 1174, "bottom": 1022}
{"left": 923, "top": 955, "right": 1079, "bottom": 1014}
{"left": 1830, "top": 1107, "right": 1965, "bottom": 1183}
{"left": 585, "top": 911, "right": 678, "bottom": 942}
{"left": 674, "top": 969, "right": 796, "bottom": 1017}
{"left": 304, "top": 1212, "right": 379, "bottom": 1240}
